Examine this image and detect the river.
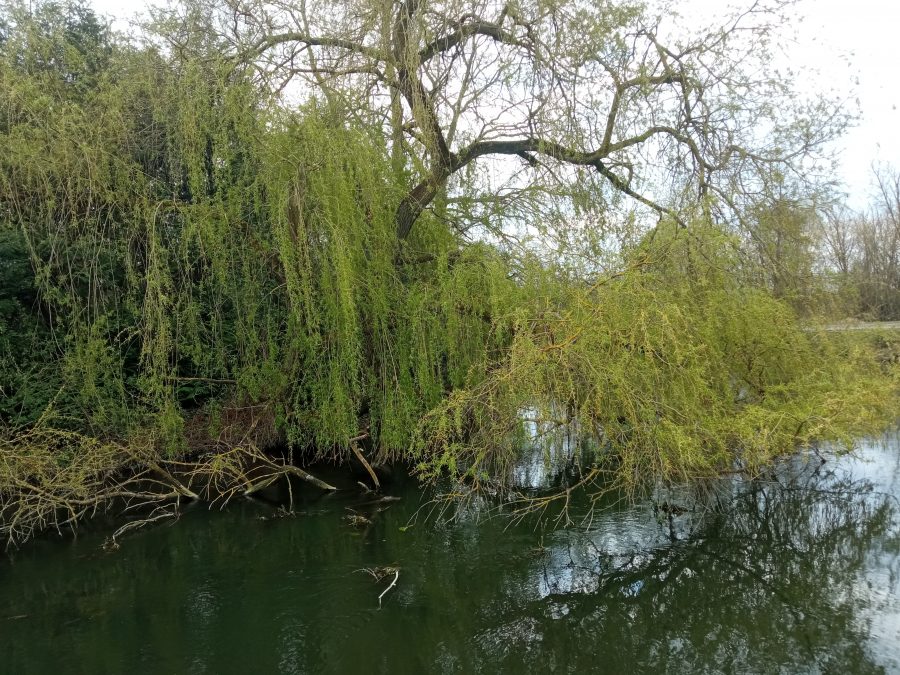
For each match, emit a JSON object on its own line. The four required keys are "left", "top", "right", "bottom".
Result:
{"left": 3, "top": 432, "right": 899, "bottom": 673}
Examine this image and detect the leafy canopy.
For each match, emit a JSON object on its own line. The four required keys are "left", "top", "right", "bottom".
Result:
{"left": 0, "top": 0, "right": 894, "bottom": 529}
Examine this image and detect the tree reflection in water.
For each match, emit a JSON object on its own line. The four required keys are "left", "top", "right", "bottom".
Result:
{"left": 476, "top": 438, "right": 900, "bottom": 673}
{"left": 2, "top": 436, "right": 898, "bottom": 674}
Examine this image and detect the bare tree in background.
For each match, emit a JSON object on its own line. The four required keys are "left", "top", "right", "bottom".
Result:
{"left": 820, "top": 203, "right": 857, "bottom": 278}
{"left": 745, "top": 194, "right": 818, "bottom": 305}
{"left": 854, "top": 165, "right": 900, "bottom": 318}
{"left": 812, "top": 165, "right": 900, "bottom": 319}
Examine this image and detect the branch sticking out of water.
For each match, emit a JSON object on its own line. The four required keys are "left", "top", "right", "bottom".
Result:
{"left": 104, "top": 505, "right": 179, "bottom": 550}
{"left": 355, "top": 566, "right": 401, "bottom": 607}
{"left": 351, "top": 440, "right": 380, "bottom": 492}
{"left": 379, "top": 569, "right": 399, "bottom": 607}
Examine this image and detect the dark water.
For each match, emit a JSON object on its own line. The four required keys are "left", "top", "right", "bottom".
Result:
{"left": 2, "top": 434, "right": 900, "bottom": 674}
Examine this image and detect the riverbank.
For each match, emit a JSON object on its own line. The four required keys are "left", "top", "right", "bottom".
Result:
{"left": 3, "top": 322, "right": 899, "bottom": 549}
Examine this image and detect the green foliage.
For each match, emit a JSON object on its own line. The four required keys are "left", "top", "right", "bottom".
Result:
{"left": 0, "top": 1, "right": 516, "bottom": 458}
{"left": 0, "top": 0, "right": 896, "bottom": 533}
{"left": 745, "top": 197, "right": 819, "bottom": 308}
{"left": 0, "top": 229, "right": 60, "bottom": 425}
{"left": 412, "top": 223, "right": 897, "bottom": 493}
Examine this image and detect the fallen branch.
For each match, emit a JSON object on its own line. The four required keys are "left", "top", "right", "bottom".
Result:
{"left": 104, "top": 505, "right": 179, "bottom": 550}
{"left": 244, "top": 474, "right": 281, "bottom": 497}
{"left": 141, "top": 457, "right": 199, "bottom": 500}
{"left": 351, "top": 441, "right": 380, "bottom": 491}
{"left": 1, "top": 427, "right": 339, "bottom": 547}
{"left": 281, "top": 464, "right": 338, "bottom": 491}
{"left": 357, "top": 495, "right": 401, "bottom": 507}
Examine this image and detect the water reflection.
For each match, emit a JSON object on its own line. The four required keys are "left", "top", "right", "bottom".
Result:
{"left": 1, "top": 434, "right": 898, "bottom": 674}
{"left": 511, "top": 405, "right": 585, "bottom": 489}
{"left": 487, "top": 436, "right": 900, "bottom": 673}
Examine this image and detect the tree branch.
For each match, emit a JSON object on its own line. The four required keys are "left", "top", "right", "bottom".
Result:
{"left": 418, "top": 18, "right": 528, "bottom": 63}
{"left": 242, "top": 31, "right": 386, "bottom": 64}
{"left": 396, "top": 135, "right": 685, "bottom": 238}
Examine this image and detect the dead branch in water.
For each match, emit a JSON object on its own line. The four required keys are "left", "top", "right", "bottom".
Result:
{"left": 104, "top": 504, "right": 179, "bottom": 550}
{"left": 350, "top": 440, "right": 380, "bottom": 491}
{"left": 378, "top": 569, "right": 400, "bottom": 607}
{"left": 0, "top": 425, "right": 337, "bottom": 548}
{"left": 355, "top": 566, "right": 400, "bottom": 607}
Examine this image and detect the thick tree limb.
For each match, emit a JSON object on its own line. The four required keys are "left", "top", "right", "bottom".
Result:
{"left": 227, "top": 0, "right": 836, "bottom": 244}
{"left": 396, "top": 135, "right": 685, "bottom": 238}
{"left": 419, "top": 18, "right": 528, "bottom": 63}
{"left": 243, "top": 32, "right": 386, "bottom": 63}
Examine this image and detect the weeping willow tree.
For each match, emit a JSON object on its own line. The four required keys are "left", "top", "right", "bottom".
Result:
{"left": 0, "top": 0, "right": 896, "bottom": 544}
{"left": 412, "top": 224, "right": 896, "bottom": 502}
{"left": 0, "top": 0, "right": 523, "bottom": 542}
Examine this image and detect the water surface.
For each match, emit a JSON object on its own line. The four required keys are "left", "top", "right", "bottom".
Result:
{"left": 3, "top": 433, "right": 899, "bottom": 673}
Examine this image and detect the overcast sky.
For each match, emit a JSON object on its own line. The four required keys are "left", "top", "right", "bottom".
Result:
{"left": 774, "top": 0, "right": 900, "bottom": 208}
{"left": 90, "top": 0, "right": 899, "bottom": 210}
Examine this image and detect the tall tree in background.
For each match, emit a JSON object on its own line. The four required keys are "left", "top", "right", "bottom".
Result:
{"left": 746, "top": 194, "right": 818, "bottom": 307}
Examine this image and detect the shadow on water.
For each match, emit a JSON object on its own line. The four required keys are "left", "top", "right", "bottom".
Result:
{"left": 1, "top": 433, "right": 899, "bottom": 674}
